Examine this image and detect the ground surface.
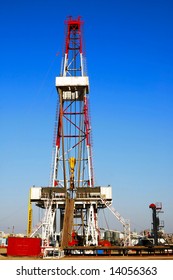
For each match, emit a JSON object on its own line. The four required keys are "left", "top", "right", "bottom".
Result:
{"left": 1, "top": 247, "right": 173, "bottom": 260}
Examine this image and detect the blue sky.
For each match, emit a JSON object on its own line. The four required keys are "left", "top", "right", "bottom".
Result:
{"left": 0, "top": 0, "right": 173, "bottom": 234}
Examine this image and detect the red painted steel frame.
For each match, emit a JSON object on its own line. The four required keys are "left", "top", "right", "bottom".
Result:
{"left": 65, "top": 16, "right": 83, "bottom": 54}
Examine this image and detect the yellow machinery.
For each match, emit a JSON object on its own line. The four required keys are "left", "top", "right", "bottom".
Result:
{"left": 69, "top": 157, "right": 76, "bottom": 190}
{"left": 27, "top": 188, "right": 32, "bottom": 236}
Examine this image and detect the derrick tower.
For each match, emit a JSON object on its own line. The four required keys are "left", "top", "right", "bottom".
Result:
{"left": 53, "top": 16, "right": 92, "bottom": 190}
{"left": 54, "top": 16, "right": 96, "bottom": 246}
{"left": 28, "top": 16, "right": 112, "bottom": 248}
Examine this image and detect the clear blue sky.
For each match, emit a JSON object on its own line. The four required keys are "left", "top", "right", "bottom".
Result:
{"left": 0, "top": 0, "right": 173, "bottom": 234}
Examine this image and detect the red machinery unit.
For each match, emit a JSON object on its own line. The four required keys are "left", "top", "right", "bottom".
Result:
{"left": 7, "top": 237, "right": 41, "bottom": 257}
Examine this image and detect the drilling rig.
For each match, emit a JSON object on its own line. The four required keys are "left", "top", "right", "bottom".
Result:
{"left": 27, "top": 16, "right": 130, "bottom": 251}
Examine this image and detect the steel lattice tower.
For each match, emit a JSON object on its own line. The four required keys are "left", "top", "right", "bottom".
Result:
{"left": 53, "top": 16, "right": 96, "bottom": 246}
{"left": 53, "top": 16, "right": 94, "bottom": 193}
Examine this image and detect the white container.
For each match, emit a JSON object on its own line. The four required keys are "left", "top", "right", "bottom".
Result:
{"left": 30, "top": 187, "right": 41, "bottom": 200}
{"left": 100, "top": 186, "right": 112, "bottom": 199}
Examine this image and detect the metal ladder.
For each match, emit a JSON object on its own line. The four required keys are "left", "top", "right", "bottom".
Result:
{"left": 101, "top": 197, "right": 131, "bottom": 246}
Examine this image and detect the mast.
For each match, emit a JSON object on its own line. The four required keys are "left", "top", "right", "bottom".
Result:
{"left": 53, "top": 16, "right": 94, "bottom": 193}
{"left": 53, "top": 16, "right": 97, "bottom": 246}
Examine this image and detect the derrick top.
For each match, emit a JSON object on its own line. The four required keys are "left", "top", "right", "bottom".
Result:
{"left": 64, "top": 16, "right": 84, "bottom": 54}
{"left": 56, "top": 16, "right": 89, "bottom": 99}
{"left": 65, "top": 16, "right": 84, "bottom": 26}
